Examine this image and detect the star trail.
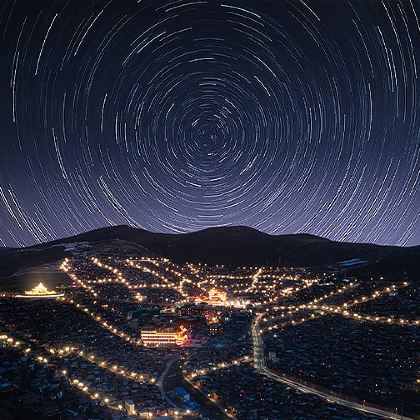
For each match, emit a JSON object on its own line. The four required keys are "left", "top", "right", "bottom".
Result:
{"left": 0, "top": 0, "right": 419, "bottom": 247}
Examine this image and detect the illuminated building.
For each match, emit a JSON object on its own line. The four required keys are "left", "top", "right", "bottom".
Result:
{"left": 179, "top": 303, "right": 206, "bottom": 317}
{"left": 16, "top": 283, "right": 64, "bottom": 299}
{"left": 209, "top": 323, "right": 224, "bottom": 336}
{"left": 175, "top": 316, "right": 203, "bottom": 332}
{"left": 208, "top": 288, "right": 227, "bottom": 303}
{"left": 190, "top": 288, "right": 248, "bottom": 308}
{"left": 140, "top": 325, "right": 189, "bottom": 347}
{"left": 190, "top": 288, "right": 228, "bottom": 305}
{"left": 125, "top": 400, "right": 136, "bottom": 415}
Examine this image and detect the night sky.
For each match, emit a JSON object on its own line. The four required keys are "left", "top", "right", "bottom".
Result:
{"left": 0, "top": 0, "right": 419, "bottom": 247}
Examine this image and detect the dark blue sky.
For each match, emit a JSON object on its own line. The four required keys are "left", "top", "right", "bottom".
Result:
{"left": 0, "top": 0, "right": 419, "bottom": 247}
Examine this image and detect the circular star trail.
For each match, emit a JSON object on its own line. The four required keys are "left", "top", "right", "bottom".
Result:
{"left": 0, "top": 0, "right": 419, "bottom": 247}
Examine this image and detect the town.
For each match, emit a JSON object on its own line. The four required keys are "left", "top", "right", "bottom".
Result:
{"left": 0, "top": 255, "right": 418, "bottom": 419}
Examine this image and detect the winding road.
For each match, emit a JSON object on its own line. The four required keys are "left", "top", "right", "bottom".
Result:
{"left": 157, "top": 356, "right": 179, "bottom": 408}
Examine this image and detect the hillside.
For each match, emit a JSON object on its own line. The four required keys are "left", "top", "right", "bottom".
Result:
{"left": 1, "top": 225, "right": 418, "bottom": 279}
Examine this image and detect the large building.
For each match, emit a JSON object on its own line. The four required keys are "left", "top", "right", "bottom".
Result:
{"left": 179, "top": 303, "right": 206, "bottom": 317}
{"left": 208, "top": 323, "right": 224, "bottom": 336}
{"left": 140, "top": 325, "right": 189, "bottom": 347}
{"left": 190, "top": 288, "right": 228, "bottom": 306}
{"left": 208, "top": 288, "right": 227, "bottom": 304}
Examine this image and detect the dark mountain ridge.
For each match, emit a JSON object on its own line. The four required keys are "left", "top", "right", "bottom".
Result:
{"left": 1, "top": 225, "right": 418, "bottom": 279}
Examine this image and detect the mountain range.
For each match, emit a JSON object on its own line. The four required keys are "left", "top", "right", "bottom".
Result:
{"left": 0, "top": 225, "right": 419, "bottom": 279}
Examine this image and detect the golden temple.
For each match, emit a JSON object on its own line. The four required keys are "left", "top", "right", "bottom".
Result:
{"left": 16, "top": 282, "right": 64, "bottom": 299}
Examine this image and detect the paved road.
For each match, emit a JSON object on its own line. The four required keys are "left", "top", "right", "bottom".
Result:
{"left": 157, "top": 356, "right": 179, "bottom": 408}
{"left": 251, "top": 315, "right": 413, "bottom": 420}
{"left": 158, "top": 355, "right": 232, "bottom": 419}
